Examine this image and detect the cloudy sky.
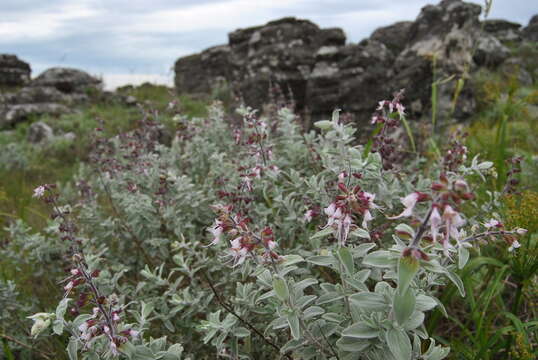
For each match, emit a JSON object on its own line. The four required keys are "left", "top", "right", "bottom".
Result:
{"left": 1, "top": 0, "right": 535, "bottom": 89}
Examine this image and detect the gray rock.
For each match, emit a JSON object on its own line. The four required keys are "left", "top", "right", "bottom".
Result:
{"left": 483, "top": 19, "right": 522, "bottom": 42}
{"left": 0, "top": 103, "right": 69, "bottom": 128}
{"left": 173, "top": 0, "right": 531, "bottom": 125}
{"left": 474, "top": 35, "right": 510, "bottom": 67}
{"left": 62, "top": 132, "right": 77, "bottom": 142}
{"left": 32, "top": 67, "right": 102, "bottom": 95}
{"left": 370, "top": 21, "right": 413, "bottom": 55}
{"left": 522, "top": 15, "right": 538, "bottom": 42}
{"left": 0, "top": 54, "right": 31, "bottom": 88}
{"left": 4, "top": 86, "right": 70, "bottom": 105}
{"left": 27, "top": 121, "right": 54, "bottom": 143}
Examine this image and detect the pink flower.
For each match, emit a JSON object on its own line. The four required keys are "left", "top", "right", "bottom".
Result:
{"left": 430, "top": 206, "right": 442, "bottom": 242}
{"left": 442, "top": 205, "right": 465, "bottom": 253}
{"left": 388, "top": 192, "right": 422, "bottom": 219}
{"left": 64, "top": 281, "right": 74, "bottom": 293}
{"left": 324, "top": 203, "right": 342, "bottom": 227}
{"left": 395, "top": 103, "right": 405, "bottom": 118}
{"left": 208, "top": 220, "right": 224, "bottom": 245}
{"left": 33, "top": 185, "right": 46, "bottom": 198}
{"left": 508, "top": 240, "right": 521, "bottom": 252}
{"left": 230, "top": 237, "right": 249, "bottom": 267}
{"left": 303, "top": 209, "right": 314, "bottom": 223}
{"left": 484, "top": 219, "right": 502, "bottom": 229}
{"left": 516, "top": 228, "right": 527, "bottom": 235}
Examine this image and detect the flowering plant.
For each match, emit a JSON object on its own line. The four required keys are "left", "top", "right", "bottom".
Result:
{"left": 18, "top": 91, "right": 528, "bottom": 359}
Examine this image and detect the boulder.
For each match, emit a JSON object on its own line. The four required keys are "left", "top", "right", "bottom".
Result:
{"left": 32, "top": 67, "right": 102, "bottom": 95}
{"left": 307, "top": 40, "right": 395, "bottom": 121}
{"left": 391, "top": 0, "right": 507, "bottom": 119}
{"left": 173, "top": 0, "right": 527, "bottom": 125}
{"left": 370, "top": 21, "right": 413, "bottom": 55}
{"left": 27, "top": 121, "right": 54, "bottom": 144}
{"left": 522, "top": 15, "right": 538, "bottom": 42}
{"left": 0, "top": 103, "right": 69, "bottom": 128}
{"left": 0, "top": 54, "right": 31, "bottom": 88}
{"left": 3, "top": 86, "right": 70, "bottom": 105}
{"left": 483, "top": 19, "right": 522, "bottom": 42}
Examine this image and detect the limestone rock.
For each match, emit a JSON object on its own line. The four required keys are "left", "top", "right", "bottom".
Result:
{"left": 522, "top": 15, "right": 538, "bottom": 42}
{"left": 173, "top": 0, "right": 533, "bottom": 125}
{"left": 27, "top": 121, "right": 54, "bottom": 144}
{"left": 370, "top": 21, "right": 413, "bottom": 55}
{"left": 483, "top": 19, "right": 522, "bottom": 42}
{"left": 0, "top": 54, "right": 31, "bottom": 88}
{"left": 32, "top": 67, "right": 102, "bottom": 95}
{"left": 4, "top": 86, "right": 70, "bottom": 105}
{"left": 0, "top": 103, "right": 69, "bottom": 128}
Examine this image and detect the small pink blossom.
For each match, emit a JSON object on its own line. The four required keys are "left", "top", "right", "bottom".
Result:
{"left": 508, "top": 240, "right": 521, "bottom": 252}
{"left": 388, "top": 192, "right": 421, "bottom": 219}
{"left": 208, "top": 220, "right": 224, "bottom": 245}
{"left": 33, "top": 185, "right": 46, "bottom": 198}
{"left": 430, "top": 206, "right": 442, "bottom": 242}
{"left": 484, "top": 219, "right": 502, "bottom": 229}
{"left": 304, "top": 209, "right": 314, "bottom": 223}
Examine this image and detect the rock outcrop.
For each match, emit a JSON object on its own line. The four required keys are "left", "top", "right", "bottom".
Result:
{"left": 174, "top": 0, "right": 537, "bottom": 125}
{"left": 0, "top": 54, "right": 31, "bottom": 88}
{"left": 1, "top": 64, "right": 103, "bottom": 128}
{"left": 32, "top": 67, "right": 102, "bottom": 98}
{"left": 523, "top": 15, "right": 538, "bottom": 42}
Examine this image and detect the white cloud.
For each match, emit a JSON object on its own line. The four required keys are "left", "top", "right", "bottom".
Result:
{"left": 0, "top": 3, "right": 98, "bottom": 42}
{"left": 104, "top": 73, "right": 173, "bottom": 90}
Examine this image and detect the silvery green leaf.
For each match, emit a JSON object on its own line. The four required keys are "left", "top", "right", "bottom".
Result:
{"left": 273, "top": 276, "right": 289, "bottom": 301}
{"left": 310, "top": 227, "right": 334, "bottom": 240}
{"left": 281, "top": 255, "right": 305, "bottom": 267}
{"left": 257, "top": 290, "right": 276, "bottom": 302}
{"left": 314, "top": 120, "right": 333, "bottom": 130}
{"left": 287, "top": 313, "right": 301, "bottom": 340}
{"left": 295, "top": 295, "right": 317, "bottom": 309}
{"left": 67, "top": 338, "right": 78, "bottom": 360}
{"left": 293, "top": 278, "right": 318, "bottom": 293}
{"left": 477, "top": 161, "right": 493, "bottom": 170}
{"left": 307, "top": 255, "right": 337, "bottom": 267}
{"left": 350, "top": 228, "right": 370, "bottom": 239}
{"left": 355, "top": 269, "right": 371, "bottom": 283}
{"left": 386, "top": 328, "right": 412, "bottom": 360}
{"left": 349, "top": 292, "right": 387, "bottom": 312}
{"left": 303, "top": 306, "right": 325, "bottom": 320}
{"left": 234, "top": 327, "right": 250, "bottom": 338}
{"left": 322, "top": 312, "right": 346, "bottom": 323}
{"left": 458, "top": 246, "right": 469, "bottom": 269}
{"left": 337, "top": 247, "right": 354, "bottom": 274}
{"left": 404, "top": 311, "right": 425, "bottom": 331}
{"left": 421, "top": 259, "right": 446, "bottom": 273}
{"left": 398, "top": 254, "right": 419, "bottom": 294}
{"left": 332, "top": 108, "right": 341, "bottom": 124}
{"left": 393, "top": 287, "right": 416, "bottom": 326}
{"left": 342, "top": 321, "right": 380, "bottom": 339}
{"left": 141, "top": 301, "right": 154, "bottom": 319}
{"left": 132, "top": 346, "right": 156, "bottom": 360}
{"left": 446, "top": 271, "right": 465, "bottom": 297}
{"left": 336, "top": 336, "right": 370, "bottom": 352}
{"left": 53, "top": 298, "right": 70, "bottom": 335}
{"left": 416, "top": 295, "right": 438, "bottom": 312}
{"left": 354, "top": 243, "right": 377, "bottom": 257}
{"left": 270, "top": 316, "right": 289, "bottom": 330}
{"left": 362, "top": 251, "right": 394, "bottom": 267}
{"left": 281, "top": 339, "right": 305, "bottom": 353}
{"left": 316, "top": 292, "right": 344, "bottom": 305}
